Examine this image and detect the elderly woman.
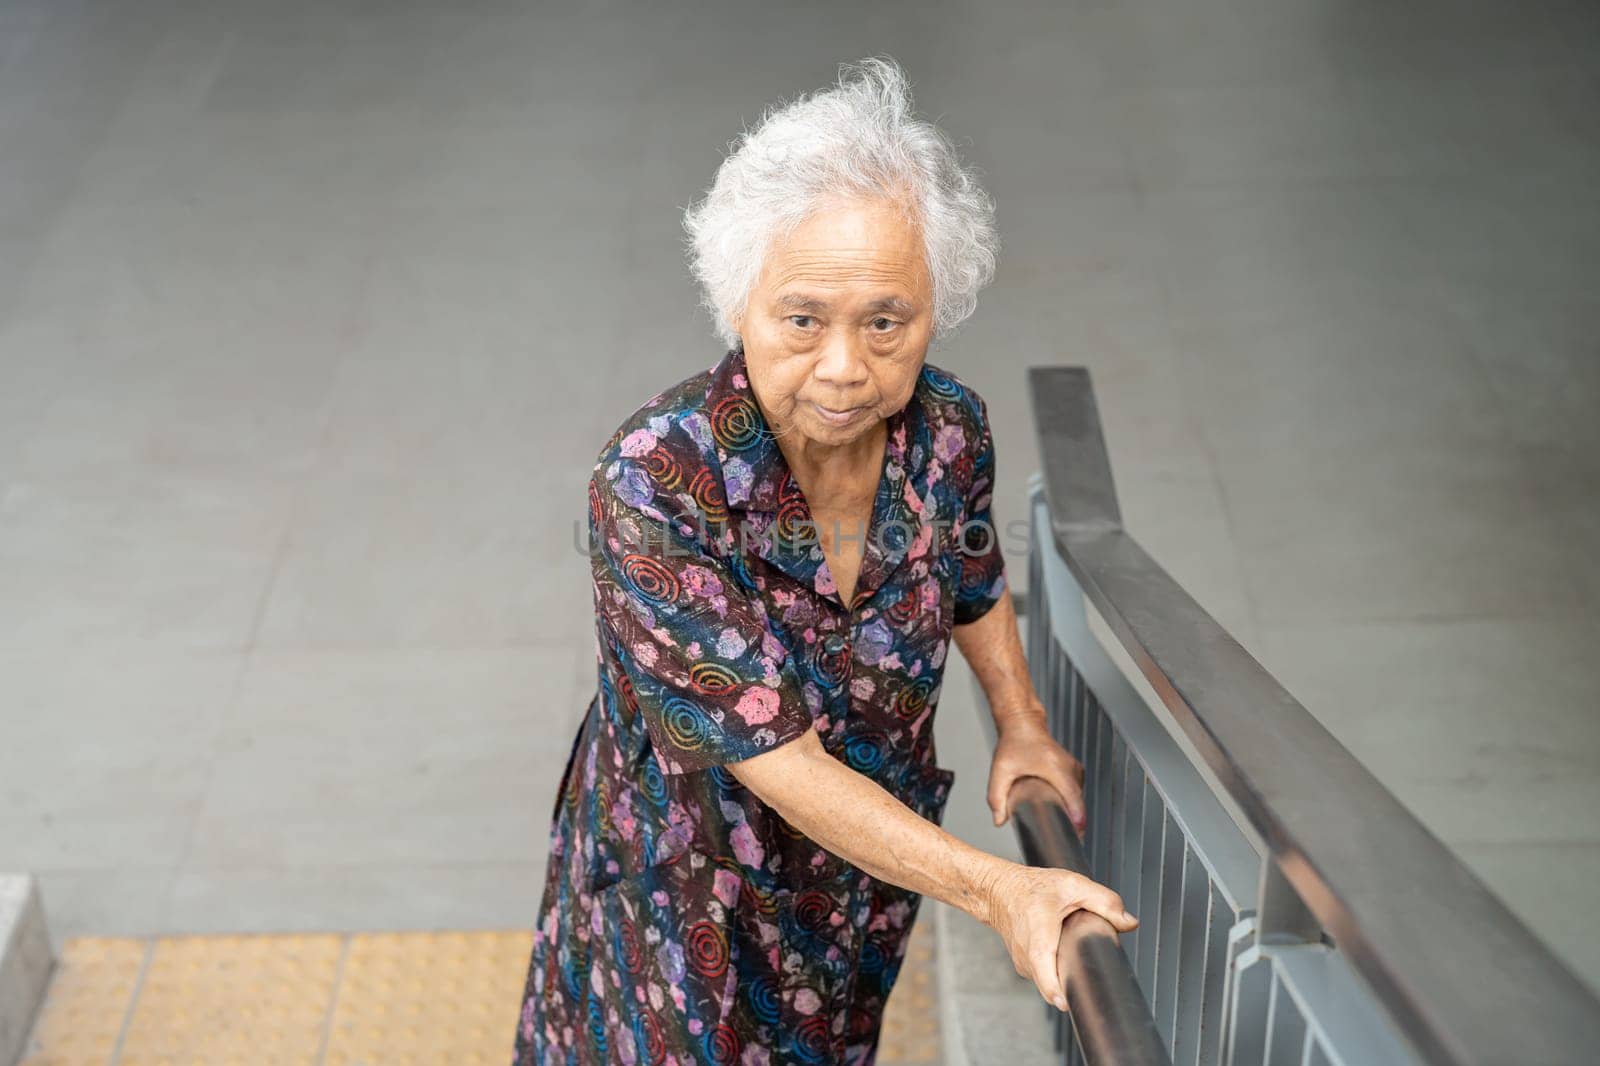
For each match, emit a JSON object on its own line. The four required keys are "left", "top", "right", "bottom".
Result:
{"left": 513, "top": 56, "right": 1135, "bottom": 1066}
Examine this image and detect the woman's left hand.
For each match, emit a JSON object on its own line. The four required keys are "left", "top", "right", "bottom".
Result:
{"left": 987, "top": 710, "right": 1088, "bottom": 837}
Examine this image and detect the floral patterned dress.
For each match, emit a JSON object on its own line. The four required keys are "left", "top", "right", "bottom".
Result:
{"left": 513, "top": 342, "right": 1008, "bottom": 1065}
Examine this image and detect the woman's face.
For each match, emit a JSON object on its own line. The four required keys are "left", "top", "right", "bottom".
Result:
{"left": 732, "top": 195, "right": 935, "bottom": 449}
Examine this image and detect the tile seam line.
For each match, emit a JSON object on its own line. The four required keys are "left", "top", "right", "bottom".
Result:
{"left": 107, "top": 937, "right": 156, "bottom": 1066}
{"left": 314, "top": 934, "right": 354, "bottom": 1066}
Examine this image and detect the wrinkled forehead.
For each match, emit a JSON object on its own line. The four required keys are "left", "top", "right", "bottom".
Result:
{"left": 758, "top": 252, "right": 933, "bottom": 316}
{"left": 756, "top": 197, "right": 933, "bottom": 304}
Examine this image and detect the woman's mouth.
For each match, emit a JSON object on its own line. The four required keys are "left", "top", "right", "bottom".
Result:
{"left": 812, "top": 401, "right": 869, "bottom": 426}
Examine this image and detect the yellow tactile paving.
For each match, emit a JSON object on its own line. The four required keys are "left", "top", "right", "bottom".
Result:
{"left": 322, "top": 930, "right": 532, "bottom": 1066}
{"left": 876, "top": 915, "right": 941, "bottom": 1065}
{"left": 19, "top": 923, "right": 941, "bottom": 1065}
{"left": 117, "top": 933, "right": 344, "bottom": 1066}
{"left": 18, "top": 937, "right": 147, "bottom": 1066}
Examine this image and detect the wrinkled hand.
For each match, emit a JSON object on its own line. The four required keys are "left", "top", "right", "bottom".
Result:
{"left": 988, "top": 713, "right": 1088, "bottom": 836}
{"left": 984, "top": 863, "right": 1138, "bottom": 1011}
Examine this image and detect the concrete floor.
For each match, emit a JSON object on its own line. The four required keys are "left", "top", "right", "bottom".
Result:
{"left": 1, "top": 0, "right": 1596, "bottom": 1009}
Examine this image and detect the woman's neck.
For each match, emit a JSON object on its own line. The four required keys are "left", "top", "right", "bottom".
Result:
{"left": 776, "top": 418, "right": 888, "bottom": 508}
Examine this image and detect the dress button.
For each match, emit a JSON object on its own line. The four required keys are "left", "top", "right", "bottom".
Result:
{"left": 822, "top": 633, "right": 848, "bottom": 656}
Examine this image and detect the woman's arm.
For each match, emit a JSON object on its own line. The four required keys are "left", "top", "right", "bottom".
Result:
{"left": 953, "top": 587, "right": 1040, "bottom": 733}
{"left": 954, "top": 589, "right": 1089, "bottom": 834}
{"left": 727, "top": 728, "right": 1135, "bottom": 1012}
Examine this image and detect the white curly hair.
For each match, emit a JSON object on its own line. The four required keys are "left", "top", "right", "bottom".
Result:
{"left": 682, "top": 55, "right": 1000, "bottom": 350}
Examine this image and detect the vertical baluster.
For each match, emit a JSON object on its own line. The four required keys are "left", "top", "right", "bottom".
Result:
{"left": 1082, "top": 692, "right": 1101, "bottom": 876}
{"left": 1155, "top": 808, "right": 1184, "bottom": 1047}
{"left": 1062, "top": 662, "right": 1075, "bottom": 757}
{"left": 1056, "top": 646, "right": 1073, "bottom": 755}
{"left": 1038, "top": 551, "right": 1055, "bottom": 726}
{"left": 1120, "top": 761, "right": 1147, "bottom": 974}
{"left": 1198, "top": 886, "right": 1231, "bottom": 1066}
{"left": 1107, "top": 734, "right": 1127, "bottom": 897}
{"left": 1218, "top": 921, "right": 1257, "bottom": 1066}
{"left": 1226, "top": 957, "right": 1271, "bottom": 1066}
{"left": 1173, "top": 843, "right": 1210, "bottom": 1066}
{"left": 1136, "top": 792, "right": 1164, "bottom": 991}
{"left": 1045, "top": 635, "right": 1062, "bottom": 744}
{"left": 1060, "top": 640, "right": 1074, "bottom": 746}
{"left": 1265, "top": 972, "right": 1306, "bottom": 1066}
{"left": 1071, "top": 669, "right": 1087, "bottom": 772}
{"left": 1026, "top": 528, "right": 1043, "bottom": 688}
{"left": 1094, "top": 702, "right": 1114, "bottom": 884}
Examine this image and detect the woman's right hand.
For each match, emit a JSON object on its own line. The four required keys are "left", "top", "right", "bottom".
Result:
{"left": 982, "top": 862, "right": 1139, "bottom": 1011}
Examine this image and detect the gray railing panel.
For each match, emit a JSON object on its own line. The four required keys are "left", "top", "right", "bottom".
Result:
{"left": 1000, "top": 365, "right": 1600, "bottom": 1064}
{"left": 1022, "top": 476, "right": 1432, "bottom": 1066}
{"left": 1028, "top": 365, "right": 1600, "bottom": 1065}
{"left": 1031, "top": 487, "right": 1261, "bottom": 912}
{"left": 1267, "top": 944, "right": 1417, "bottom": 1066}
{"left": 1025, "top": 481, "right": 1265, "bottom": 1064}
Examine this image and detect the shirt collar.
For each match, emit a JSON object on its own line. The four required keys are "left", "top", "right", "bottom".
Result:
{"left": 703, "top": 342, "right": 933, "bottom": 608}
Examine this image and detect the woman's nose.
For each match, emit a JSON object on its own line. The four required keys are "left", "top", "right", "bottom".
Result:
{"left": 813, "top": 336, "right": 870, "bottom": 387}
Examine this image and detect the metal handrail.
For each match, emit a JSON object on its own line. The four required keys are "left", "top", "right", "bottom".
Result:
{"left": 1007, "top": 776, "right": 1170, "bottom": 1065}
{"left": 1026, "top": 365, "right": 1600, "bottom": 1065}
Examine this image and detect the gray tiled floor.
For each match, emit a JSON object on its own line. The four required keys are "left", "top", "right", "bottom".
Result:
{"left": 1, "top": 0, "right": 1596, "bottom": 1002}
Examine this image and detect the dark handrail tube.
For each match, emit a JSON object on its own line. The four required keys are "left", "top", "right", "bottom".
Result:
{"left": 1008, "top": 776, "right": 1171, "bottom": 1065}
{"left": 1028, "top": 365, "right": 1600, "bottom": 1065}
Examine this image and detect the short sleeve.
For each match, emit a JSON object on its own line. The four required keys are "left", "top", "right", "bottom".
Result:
{"left": 588, "top": 463, "right": 815, "bottom": 775}
{"left": 952, "top": 394, "right": 1009, "bottom": 626}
